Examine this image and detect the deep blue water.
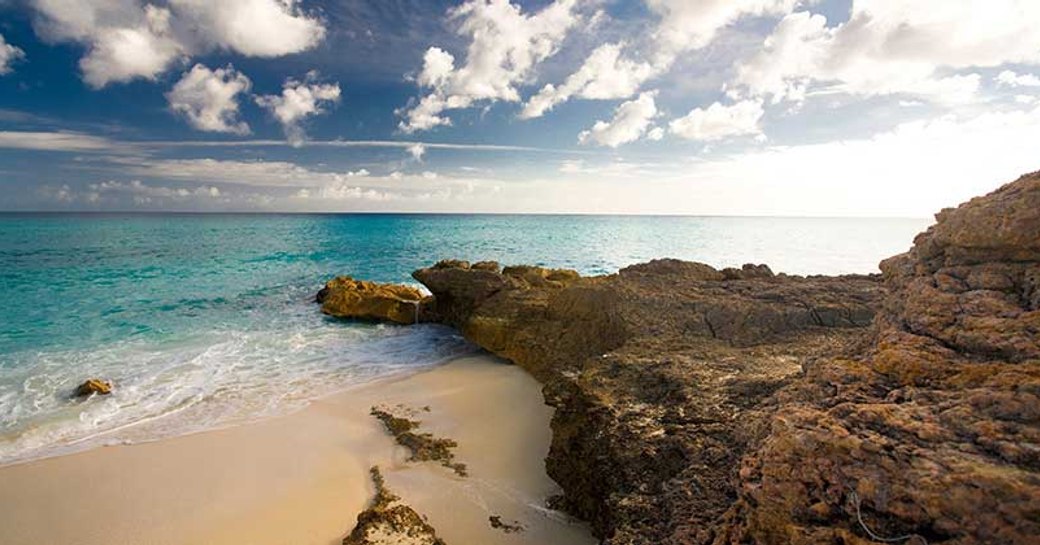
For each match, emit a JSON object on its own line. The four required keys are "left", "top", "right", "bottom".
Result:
{"left": 0, "top": 213, "right": 930, "bottom": 464}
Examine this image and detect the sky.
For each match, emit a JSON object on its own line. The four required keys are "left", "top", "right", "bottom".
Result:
{"left": 0, "top": 0, "right": 1039, "bottom": 216}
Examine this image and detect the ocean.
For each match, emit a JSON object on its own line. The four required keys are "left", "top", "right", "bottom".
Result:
{"left": 0, "top": 213, "right": 930, "bottom": 465}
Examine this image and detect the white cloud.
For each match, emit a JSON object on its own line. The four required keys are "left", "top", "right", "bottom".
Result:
{"left": 657, "top": 106, "right": 1040, "bottom": 217}
{"left": 520, "top": 43, "right": 656, "bottom": 119}
{"left": 30, "top": 1, "right": 184, "bottom": 88}
{"left": 131, "top": 158, "right": 316, "bottom": 186}
{"left": 304, "top": 184, "right": 398, "bottom": 202}
{"left": 28, "top": 0, "right": 326, "bottom": 87}
{"left": 520, "top": 0, "right": 797, "bottom": 118}
{"left": 89, "top": 179, "right": 222, "bottom": 199}
{"left": 578, "top": 91, "right": 658, "bottom": 148}
{"left": 733, "top": 3, "right": 1040, "bottom": 104}
{"left": 116, "top": 158, "right": 502, "bottom": 209}
{"left": 167, "top": 64, "right": 252, "bottom": 135}
{"left": 168, "top": 0, "right": 325, "bottom": 57}
{"left": 399, "top": 0, "right": 583, "bottom": 133}
{"left": 0, "top": 33, "right": 26, "bottom": 75}
{"left": 996, "top": 70, "right": 1040, "bottom": 88}
{"left": 407, "top": 142, "right": 426, "bottom": 162}
{"left": 255, "top": 71, "right": 341, "bottom": 146}
{"left": 0, "top": 131, "right": 118, "bottom": 152}
{"left": 647, "top": 0, "right": 797, "bottom": 63}
{"left": 669, "top": 100, "right": 765, "bottom": 141}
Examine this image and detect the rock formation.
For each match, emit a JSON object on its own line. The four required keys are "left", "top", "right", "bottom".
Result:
{"left": 712, "top": 172, "right": 1040, "bottom": 545}
{"left": 318, "top": 276, "right": 430, "bottom": 325}
{"left": 72, "top": 378, "right": 112, "bottom": 398}
{"left": 411, "top": 258, "right": 884, "bottom": 543}
{"left": 343, "top": 467, "right": 446, "bottom": 545}
{"left": 325, "top": 171, "right": 1040, "bottom": 544}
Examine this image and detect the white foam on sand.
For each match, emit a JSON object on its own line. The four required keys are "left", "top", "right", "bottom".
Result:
{"left": 0, "top": 355, "right": 596, "bottom": 545}
{"left": 0, "top": 322, "right": 473, "bottom": 466}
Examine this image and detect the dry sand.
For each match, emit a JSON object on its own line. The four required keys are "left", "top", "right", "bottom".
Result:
{"left": 0, "top": 355, "right": 595, "bottom": 545}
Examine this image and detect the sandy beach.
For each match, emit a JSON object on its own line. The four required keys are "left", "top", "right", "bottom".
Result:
{"left": 0, "top": 355, "right": 594, "bottom": 545}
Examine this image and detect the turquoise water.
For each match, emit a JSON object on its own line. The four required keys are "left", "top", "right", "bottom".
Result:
{"left": 0, "top": 213, "right": 930, "bottom": 464}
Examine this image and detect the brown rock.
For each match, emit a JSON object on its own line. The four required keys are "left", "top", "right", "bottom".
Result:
{"left": 412, "top": 258, "right": 883, "bottom": 543}
{"left": 330, "top": 170, "right": 1040, "bottom": 544}
{"left": 717, "top": 171, "right": 1040, "bottom": 545}
{"left": 343, "top": 467, "right": 446, "bottom": 545}
{"left": 318, "top": 277, "right": 428, "bottom": 325}
{"left": 72, "top": 378, "right": 112, "bottom": 398}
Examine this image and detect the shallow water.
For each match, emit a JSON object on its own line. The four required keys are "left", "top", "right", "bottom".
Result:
{"left": 0, "top": 213, "right": 930, "bottom": 464}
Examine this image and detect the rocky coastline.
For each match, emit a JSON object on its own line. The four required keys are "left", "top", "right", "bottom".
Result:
{"left": 323, "top": 171, "right": 1040, "bottom": 544}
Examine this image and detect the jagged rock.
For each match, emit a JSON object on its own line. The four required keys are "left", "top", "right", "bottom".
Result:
{"left": 326, "top": 171, "right": 1040, "bottom": 544}
{"left": 343, "top": 467, "right": 446, "bottom": 545}
{"left": 714, "top": 172, "right": 1040, "bottom": 545}
{"left": 412, "top": 259, "right": 883, "bottom": 543}
{"left": 471, "top": 261, "right": 501, "bottom": 272}
{"left": 72, "top": 378, "right": 112, "bottom": 398}
{"left": 318, "top": 276, "right": 430, "bottom": 325}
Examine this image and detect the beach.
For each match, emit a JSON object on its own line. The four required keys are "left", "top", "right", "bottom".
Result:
{"left": 0, "top": 355, "right": 595, "bottom": 545}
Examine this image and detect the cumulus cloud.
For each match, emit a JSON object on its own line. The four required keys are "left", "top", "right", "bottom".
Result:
{"left": 167, "top": 0, "right": 325, "bottom": 57}
{"left": 407, "top": 142, "right": 426, "bottom": 162}
{"left": 521, "top": 0, "right": 797, "bottom": 118}
{"left": 28, "top": 0, "right": 325, "bottom": 87}
{"left": 647, "top": 0, "right": 797, "bottom": 63}
{"left": 669, "top": 100, "right": 765, "bottom": 141}
{"left": 996, "top": 70, "right": 1040, "bottom": 88}
{"left": 166, "top": 64, "right": 252, "bottom": 135}
{"left": 578, "top": 91, "right": 658, "bottom": 148}
{"left": 520, "top": 43, "right": 656, "bottom": 119}
{"left": 399, "top": 0, "right": 583, "bottom": 133}
{"left": 255, "top": 71, "right": 341, "bottom": 146}
{"left": 40, "top": 179, "right": 223, "bottom": 207}
{"left": 90, "top": 179, "right": 222, "bottom": 199}
{"left": 0, "top": 33, "right": 26, "bottom": 75}
{"left": 30, "top": 1, "right": 183, "bottom": 87}
{"left": 732, "top": 3, "right": 1040, "bottom": 104}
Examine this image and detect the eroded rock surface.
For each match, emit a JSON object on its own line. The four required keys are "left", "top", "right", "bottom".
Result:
{"left": 318, "top": 276, "right": 430, "bottom": 325}
{"left": 343, "top": 467, "right": 446, "bottom": 545}
{"left": 412, "top": 257, "right": 884, "bottom": 543}
{"left": 326, "top": 172, "right": 1039, "bottom": 544}
{"left": 713, "top": 172, "right": 1040, "bottom": 545}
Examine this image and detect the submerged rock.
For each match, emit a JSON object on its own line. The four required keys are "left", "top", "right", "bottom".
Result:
{"left": 318, "top": 276, "right": 430, "bottom": 325}
{"left": 343, "top": 467, "right": 447, "bottom": 545}
{"left": 72, "top": 378, "right": 112, "bottom": 398}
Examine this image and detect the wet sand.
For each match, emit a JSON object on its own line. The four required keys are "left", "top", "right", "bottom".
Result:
{"left": 0, "top": 355, "right": 594, "bottom": 545}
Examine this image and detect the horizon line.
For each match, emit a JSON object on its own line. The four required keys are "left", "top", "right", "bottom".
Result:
{"left": 0, "top": 210, "right": 934, "bottom": 221}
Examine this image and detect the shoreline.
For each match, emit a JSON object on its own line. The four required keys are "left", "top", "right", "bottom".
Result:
{"left": 0, "top": 355, "right": 595, "bottom": 545}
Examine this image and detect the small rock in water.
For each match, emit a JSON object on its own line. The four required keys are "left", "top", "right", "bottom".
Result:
{"left": 72, "top": 378, "right": 112, "bottom": 398}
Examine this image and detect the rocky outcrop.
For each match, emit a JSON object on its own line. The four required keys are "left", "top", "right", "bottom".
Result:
{"left": 713, "top": 172, "right": 1040, "bottom": 545}
{"left": 72, "top": 378, "right": 112, "bottom": 398}
{"left": 318, "top": 277, "right": 430, "bottom": 325}
{"left": 411, "top": 258, "right": 884, "bottom": 543}
{"left": 325, "top": 172, "right": 1039, "bottom": 544}
{"left": 343, "top": 467, "right": 446, "bottom": 545}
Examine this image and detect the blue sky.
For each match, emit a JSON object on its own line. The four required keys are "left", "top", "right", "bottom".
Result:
{"left": 1, "top": 0, "right": 1039, "bottom": 215}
